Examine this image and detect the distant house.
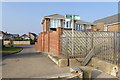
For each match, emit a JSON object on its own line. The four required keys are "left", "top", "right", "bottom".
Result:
{"left": 75, "top": 20, "right": 95, "bottom": 31}
{"left": 0, "top": 31, "right": 14, "bottom": 40}
{"left": 0, "top": 31, "right": 5, "bottom": 40}
{"left": 12, "top": 34, "right": 19, "bottom": 38}
{"left": 28, "top": 32, "right": 37, "bottom": 42}
{"left": 20, "top": 34, "right": 30, "bottom": 40}
{"left": 0, "top": 31, "right": 5, "bottom": 47}
{"left": 93, "top": 13, "right": 120, "bottom": 31}
{"left": 41, "top": 14, "right": 95, "bottom": 32}
{"left": 4, "top": 33, "right": 13, "bottom": 40}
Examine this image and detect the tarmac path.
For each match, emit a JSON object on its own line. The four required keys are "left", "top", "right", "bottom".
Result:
{"left": 2, "top": 45, "right": 69, "bottom": 78}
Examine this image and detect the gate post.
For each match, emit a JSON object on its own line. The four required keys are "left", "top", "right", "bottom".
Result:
{"left": 117, "top": 32, "right": 120, "bottom": 79}
{"left": 91, "top": 32, "right": 94, "bottom": 49}
{"left": 114, "top": 32, "right": 117, "bottom": 64}
{"left": 66, "top": 33, "right": 69, "bottom": 58}
{"left": 65, "top": 33, "right": 69, "bottom": 66}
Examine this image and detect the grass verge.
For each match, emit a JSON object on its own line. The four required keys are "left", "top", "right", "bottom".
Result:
{"left": 13, "top": 44, "right": 31, "bottom": 46}
{"left": 1, "top": 47, "right": 23, "bottom": 56}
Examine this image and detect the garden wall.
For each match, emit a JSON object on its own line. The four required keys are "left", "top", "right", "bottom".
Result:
{"left": 35, "top": 28, "right": 62, "bottom": 55}
{"left": 4, "top": 41, "right": 30, "bottom": 45}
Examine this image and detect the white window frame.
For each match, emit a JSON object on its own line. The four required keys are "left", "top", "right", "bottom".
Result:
{"left": 50, "top": 19, "right": 61, "bottom": 28}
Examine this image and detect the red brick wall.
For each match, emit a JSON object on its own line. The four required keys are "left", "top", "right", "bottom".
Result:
{"left": 35, "top": 33, "right": 42, "bottom": 51}
{"left": 35, "top": 28, "right": 62, "bottom": 55}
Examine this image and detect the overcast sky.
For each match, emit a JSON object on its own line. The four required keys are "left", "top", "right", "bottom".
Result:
{"left": 2, "top": 2, "right": 118, "bottom": 35}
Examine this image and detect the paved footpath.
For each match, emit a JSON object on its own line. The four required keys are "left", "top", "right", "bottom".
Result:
{"left": 2, "top": 45, "right": 69, "bottom": 78}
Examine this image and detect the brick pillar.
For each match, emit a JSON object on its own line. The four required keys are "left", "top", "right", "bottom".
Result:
{"left": 46, "top": 19, "right": 50, "bottom": 31}
{"left": 42, "top": 32, "right": 45, "bottom": 52}
{"left": 57, "top": 27, "right": 62, "bottom": 55}
{"left": 47, "top": 31, "right": 50, "bottom": 52}
{"left": 40, "top": 33, "right": 42, "bottom": 51}
{"left": 43, "top": 32, "right": 47, "bottom": 52}
{"left": 41, "top": 32, "right": 43, "bottom": 51}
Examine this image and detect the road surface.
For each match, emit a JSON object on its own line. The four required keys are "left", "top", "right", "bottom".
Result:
{"left": 2, "top": 45, "right": 69, "bottom": 78}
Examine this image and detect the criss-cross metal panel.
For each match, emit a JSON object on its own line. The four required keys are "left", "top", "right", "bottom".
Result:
{"left": 60, "top": 30, "right": 120, "bottom": 65}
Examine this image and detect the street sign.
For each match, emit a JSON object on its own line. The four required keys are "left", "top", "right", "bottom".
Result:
{"left": 65, "top": 15, "right": 72, "bottom": 19}
{"left": 74, "top": 16, "right": 80, "bottom": 20}
{"left": 65, "top": 15, "right": 80, "bottom": 20}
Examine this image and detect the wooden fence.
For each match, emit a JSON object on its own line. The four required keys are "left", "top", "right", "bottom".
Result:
{"left": 60, "top": 30, "right": 120, "bottom": 65}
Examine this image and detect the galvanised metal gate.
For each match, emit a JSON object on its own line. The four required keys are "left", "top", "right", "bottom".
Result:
{"left": 60, "top": 30, "right": 120, "bottom": 65}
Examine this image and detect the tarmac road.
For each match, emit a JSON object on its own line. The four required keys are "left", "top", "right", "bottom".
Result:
{"left": 2, "top": 45, "right": 69, "bottom": 78}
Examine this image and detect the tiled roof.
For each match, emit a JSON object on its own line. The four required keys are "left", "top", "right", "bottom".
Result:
{"left": 76, "top": 20, "right": 94, "bottom": 25}
{"left": 21, "top": 34, "right": 28, "bottom": 37}
{"left": 44, "top": 14, "right": 65, "bottom": 19}
{"left": 93, "top": 13, "right": 120, "bottom": 24}
{"left": 0, "top": 31, "right": 5, "bottom": 35}
{"left": 29, "top": 32, "right": 37, "bottom": 36}
{"left": 12, "top": 34, "right": 19, "bottom": 37}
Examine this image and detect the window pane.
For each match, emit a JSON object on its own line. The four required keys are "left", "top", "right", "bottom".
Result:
{"left": 54, "top": 20, "right": 56, "bottom": 28}
{"left": 66, "top": 22, "right": 68, "bottom": 28}
{"left": 80, "top": 25, "right": 82, "bottom": 30}
{"left": 62, "top": 21, "right": 65, "bottom": 28}
{"left": 56, "top": 20, "right": 58, "bottom": 27}
{"left": 50, "top": 19, "right": 53, "bottom": 28}
{"left": 76, "top": 24, "right": 77, "bottom": 30}
{"left": 59, "top": 20, "right": 60, "bottom": 27}
{"left": 86, "top": 25, "right": 91, "bottom": 29}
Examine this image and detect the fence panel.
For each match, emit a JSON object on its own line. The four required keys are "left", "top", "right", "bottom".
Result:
{"left": 60, "top": 30, "right": 119, "bottom": 65}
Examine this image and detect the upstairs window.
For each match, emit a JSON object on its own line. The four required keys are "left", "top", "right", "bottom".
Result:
{"left": 50, "top": 19, "right": 61, "bottom": 28}
{"left": 66, "top": 21, "right": 71, "bottom": 28}
{"left": 62, "top": 21, "right": 65, "bottom": 28}
{"left": 75, "top": 24, "right": 83, "bottom": 30}
{"left": 64, "top": 19, "right": 71, "bottom": 28}
{"left": 86, "top": 25, "right": 91, "bottom": 29}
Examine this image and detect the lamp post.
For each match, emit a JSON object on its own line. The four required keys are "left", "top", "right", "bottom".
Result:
{"left": 72, "top": 15, "right": 74, "bottom": 56}
{"left": 65, "top": 15, "right": 80, "bottom": 56}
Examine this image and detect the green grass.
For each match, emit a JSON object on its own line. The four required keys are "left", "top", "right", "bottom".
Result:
{"left": 1, "top": 47, "right": 23, "bottom": 56}
{"left": 13, "top": 44, "right": 31, "bottom": 46}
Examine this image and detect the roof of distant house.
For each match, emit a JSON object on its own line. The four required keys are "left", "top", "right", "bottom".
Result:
{"left": 21, "top": 34, "right": 29, "bottom": 37}
{"left": 1, "top": 31, "right": 12, "bottom": 36}
{"left": 76, "top": 20, "right": 94, "bottom": 25}
{"left": 12, "top": 34, "right": 19, "bottom": 37}
{"left": 0, "top": 31, "right": 5, "bottom": 35}
{"left": 93, "top": 13, "right": 120, "bottom": 24}
{"left": 44, "top": 14, "right": 65, "bottom": 19}
{"left": 29, "top": 32, "right": 37, "bottom": 36}
{"left": 41, "top": 14, "right": 64, "bottom": 24}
